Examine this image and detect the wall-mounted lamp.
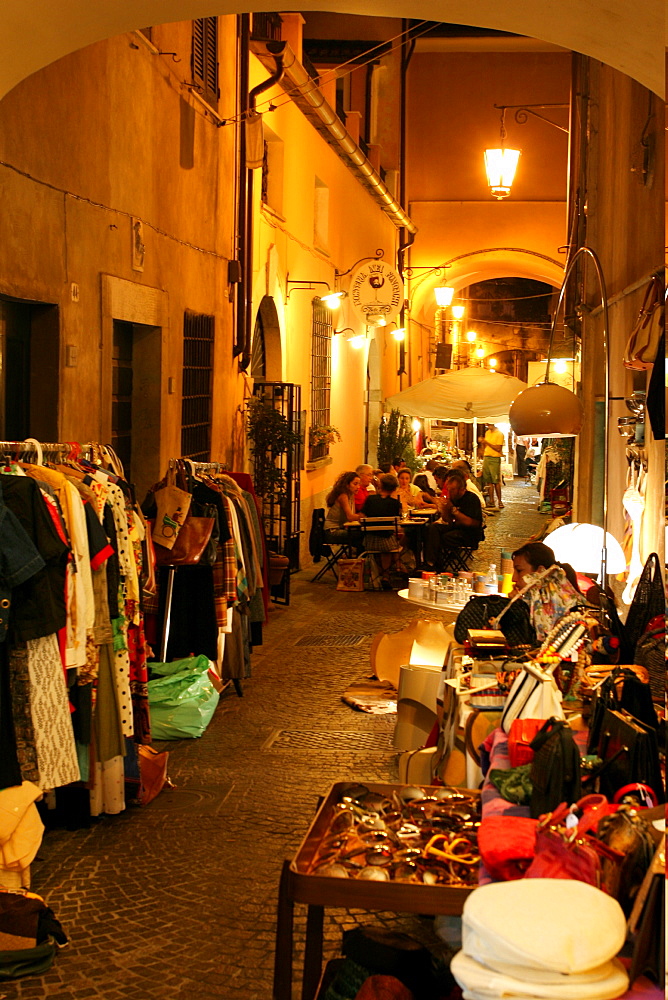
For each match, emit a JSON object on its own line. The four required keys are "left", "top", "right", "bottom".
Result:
{"left": 484, "top": 107, "right": 521, "bottom": 200}
{"left": 434, "top": 285, "right": 455, "bottom": 307}
{"left": 390, "top": 326, "right": 406, "bottom": 341}
{"left": 466, "top": 330, "right": 477, "bottom": 343}
{"left": 334, "top": 326, "right": 366, "bottom": 348}
{"left": 411, "top": 418, "right": 421, "bottom": 432}
{"left": 489, "top": 358, "right": 498, "bottom": 369}
{"left": 320, "top": 290, "right": 347, "bottom": 310}
{"left": 474, "top": 346, "right": 485, "bottom": 358}
{"left": 286, "top": 279, "right": 347, "bottom": 310}
{"left": 451, "top": 305, "right": 466, "bottom": 321}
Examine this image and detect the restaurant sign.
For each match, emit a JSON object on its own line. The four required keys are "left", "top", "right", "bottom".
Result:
{"left": 349, "top": 260, "right": 404, "bottom": 327}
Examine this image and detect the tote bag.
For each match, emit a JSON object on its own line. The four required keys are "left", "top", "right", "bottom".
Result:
{"left": 501, "top": 665, "right": 564, "bottom": 733}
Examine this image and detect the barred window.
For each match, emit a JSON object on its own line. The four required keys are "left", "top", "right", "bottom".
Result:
{"left": 310, "top": 298, "right": 332, "bottom": 461}
{"left": 181, "top": 311, "right": 214, "bottom": 461}
{"left": 192, "top": 17, "right": 219, "bottom": 108}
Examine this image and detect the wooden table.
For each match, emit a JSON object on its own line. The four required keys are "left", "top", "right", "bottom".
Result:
{"left": 273, "top": 781, "right": 477, "bottom": 1000}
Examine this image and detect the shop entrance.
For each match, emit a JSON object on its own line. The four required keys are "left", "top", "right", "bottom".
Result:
{"left": 0, "top": 295, "right": 59, "bottom": 441}
{"left": 111, "top": 318, "right": 162, "bottom": 499}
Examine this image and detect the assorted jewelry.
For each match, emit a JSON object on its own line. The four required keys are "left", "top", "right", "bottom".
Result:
{"left": 310, "top": 784, "right": 481, "bottom": 885}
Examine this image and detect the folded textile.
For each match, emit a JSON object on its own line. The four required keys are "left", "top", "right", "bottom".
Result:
{"left": 489, "top": 764, "right": 532, "bottom": 805}
{"left": 452, "top": 951, "right": 629, "bottom": 1000}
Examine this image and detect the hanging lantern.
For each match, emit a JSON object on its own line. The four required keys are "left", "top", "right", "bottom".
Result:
{"left": 484, "top": 108, "right": 520, "bottom": 199}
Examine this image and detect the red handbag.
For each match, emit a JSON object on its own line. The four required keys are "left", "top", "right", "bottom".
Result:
{"left": 478, "top": 815, "right": 538, "bottom": 881}
{"left": 524, "top": 795, "right": 622, "bottom": 892}
{"left": 507, "top": 718, "right": 544, "bottom": 767}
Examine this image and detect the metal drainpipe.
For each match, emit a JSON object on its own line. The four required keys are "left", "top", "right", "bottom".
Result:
{"left": 235, "top": 14, "right": 250, "bottom": 361}
{"left": 397, "top": 22, "right": 417, "bottom": 385}
{"left": 238, "top": 43, "right": 286, "bottom": 372}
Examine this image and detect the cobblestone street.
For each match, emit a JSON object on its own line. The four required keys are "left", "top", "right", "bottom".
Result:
{"left": 10, "top": 478, "right": 548, "bottom": 1000}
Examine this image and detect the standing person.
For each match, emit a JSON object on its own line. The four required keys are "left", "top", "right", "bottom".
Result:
{"left": 482, "top": 423, "right": 505, "bottom": 510}
{"left": 353, "top": 464, "right": 376, "bottom": 512}
{"left": 424, "top": 470, "right": 483, "bottom": 571}
{"left": 515, "top": 438, "right": 528, "bottom": 478}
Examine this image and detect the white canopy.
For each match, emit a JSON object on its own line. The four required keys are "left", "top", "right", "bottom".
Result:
{"left": 385, "top": 367, "right": 528, "bottom": 423}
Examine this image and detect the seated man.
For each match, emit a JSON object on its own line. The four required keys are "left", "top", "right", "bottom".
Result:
{"left": 424, "top": 470, "right": 483, "bottom": 570}
{"left": 353, "top": 464, "right": 376, "bottom": 512}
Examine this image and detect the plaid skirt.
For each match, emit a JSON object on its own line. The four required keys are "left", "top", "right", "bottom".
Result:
{"left": 364, "top": 533, "right": 400, "bottom": 552}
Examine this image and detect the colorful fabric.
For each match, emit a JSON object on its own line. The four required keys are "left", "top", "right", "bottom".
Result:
{"left": 519, "top": 566, "right": 582, "bottom": 642}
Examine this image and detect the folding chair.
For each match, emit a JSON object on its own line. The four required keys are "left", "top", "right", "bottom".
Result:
{"left": 359, "top": 517, "right": 404, "bottom": 585}
{"left": 440, "top": 545, "right": 476, "bottom": 575}
{"left": 310, "top": 540, "right": 353, "bottom": 582}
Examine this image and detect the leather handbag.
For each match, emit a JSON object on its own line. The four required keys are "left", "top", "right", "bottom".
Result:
{"left": 454, "top": 594, "right": 535, "bottom": 647}
{"left": 507, "top": 718, "right": 545, "bottom": 767}
{"left": 152, "top": 516, "right": 215, "bottom": 567}
{"left": 524, "top": 796, "right": 622, "bottom": 891}
{"left": 592, "top": 707, "right": 664, "bottom": 804}
{"left": 529, "top": 716, "right": 581, "bottom": 818}
{"left": 477, "top": 815, "right": 538, "bottom": 881}
{"left": 623, "top": 273, "right": 664, "bottom": 371}
{"left": 621, "top": 552, "right": 665, "bottom": 662}
{"left": 500, "top": 664, "right": 564, "bottom": 734}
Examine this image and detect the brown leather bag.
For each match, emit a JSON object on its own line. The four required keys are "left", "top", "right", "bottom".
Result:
{"left": 152, "top": 516, "right": 215, "bottom": 566}
{"left": 623, "top": 274, "right": 664, "bottom": 371}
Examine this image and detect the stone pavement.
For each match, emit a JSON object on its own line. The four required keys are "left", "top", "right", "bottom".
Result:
{"left": 10, "top": 479, "right": 547, "bottom": 1000}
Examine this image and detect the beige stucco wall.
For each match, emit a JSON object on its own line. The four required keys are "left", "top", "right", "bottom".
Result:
{"left": 0, "top": 21, "right": 241, "bottom": 498}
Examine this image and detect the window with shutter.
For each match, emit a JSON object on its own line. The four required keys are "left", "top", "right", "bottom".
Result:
{"left": 192, "top": 18, "right": 219, "bottom": 108}
{"left": 181, "top": 311, "right": 214, "bottom": 461}
{"left": 310, "top": 299, "right": 332, "bottom": 461}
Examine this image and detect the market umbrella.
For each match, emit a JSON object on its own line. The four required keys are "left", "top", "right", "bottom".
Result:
{"left": 385, "top": 367, "right": 528, "bottom": 423}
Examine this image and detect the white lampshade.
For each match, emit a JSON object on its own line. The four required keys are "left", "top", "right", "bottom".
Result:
{"left": 434, "top": 285, "right": 455, "bottom": 307}
{"left": 320, "top": 291, "right": 345, "bottom": 309}
{"left": 546, "top": 522, "right": 626, "bottom": 578}
{"left": 484, "top": 147, "right": 521, "bottom": 199}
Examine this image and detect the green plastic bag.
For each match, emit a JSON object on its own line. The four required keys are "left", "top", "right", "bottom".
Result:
{"left": 148, "top": 655, "right": 220, "bottom": 740}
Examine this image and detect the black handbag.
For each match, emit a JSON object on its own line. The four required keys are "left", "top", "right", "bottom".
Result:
{"left": 587, "top": 667, "right": 658, "bottom": 754}
{"left": 529, "top": 716, "right": 581, "bottom": 819}
{"left": 621, "top": 552, "right": 665, "bottom": 663}
{"left": 593, "top": 708, "right": 664, "bottom": 804}
{"left": 454, "top": 594, "right": 536, "bottom": 647}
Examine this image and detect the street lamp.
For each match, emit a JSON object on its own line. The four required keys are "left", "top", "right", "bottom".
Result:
{"left": 484, "top": 108, "right": 521, "bottom": 200}
{"left": 434, "top": 285, "right": 455, "bottom": 307}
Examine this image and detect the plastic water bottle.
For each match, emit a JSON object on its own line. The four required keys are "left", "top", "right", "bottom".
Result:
{"left": 485, "top": 563, "right": 497, "bottom": 594}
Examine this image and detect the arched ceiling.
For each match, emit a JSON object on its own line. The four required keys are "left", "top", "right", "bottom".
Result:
{"left": 0, "top": 0, "right": 664, "bottom": 102}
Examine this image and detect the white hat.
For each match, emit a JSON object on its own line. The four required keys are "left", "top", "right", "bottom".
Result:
{"left": 452, "top": 951, "right": 629, "bottom": 1000}
{"left": 462, "top": 880, "right": 626, "bottom": 975}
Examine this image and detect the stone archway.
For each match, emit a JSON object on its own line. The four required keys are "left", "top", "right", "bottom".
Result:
{"left": 253, "top": 295, "right": 282, "bottom": 382}
{"left": 1, "top": 2, "right": 662, "bottom": 101}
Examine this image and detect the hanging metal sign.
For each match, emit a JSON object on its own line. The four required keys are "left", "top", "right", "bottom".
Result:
{"left": 349, "top": 260, "right": 404, "bottom": 327}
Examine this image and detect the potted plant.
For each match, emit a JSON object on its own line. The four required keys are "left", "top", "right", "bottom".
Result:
{"left": 246, "top": 395, "right": 302, "bottom": 586}
{"left": 308, "top": 424, "right": 342, "bottom": 449}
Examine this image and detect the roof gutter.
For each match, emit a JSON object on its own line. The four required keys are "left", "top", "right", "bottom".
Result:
{"left": 250, "top": 40, "right": 417, "bottom": 235}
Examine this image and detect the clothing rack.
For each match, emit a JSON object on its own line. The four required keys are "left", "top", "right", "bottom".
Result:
{"left": 625, "top": 445, "right": 648, "bottom": 471}
{"left": 193, "top": 461, "right": 227, "bottom": 473}
{"left": 0, "top": 439, "right": 96, "bottom": 460}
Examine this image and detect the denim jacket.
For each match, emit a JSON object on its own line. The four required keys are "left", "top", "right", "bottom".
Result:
{"left": 0, "top": 482, "right": 45, "bottom": 642}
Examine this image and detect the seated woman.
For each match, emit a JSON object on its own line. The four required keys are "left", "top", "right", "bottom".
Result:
{"left": 324, "top": 471, "right": 363, "bottom": 548}
{"left": 511, "top": 541, "right": 583, "bottom": 642}
{"left": 361, "top": 473, "right": 406, "bottom": 584}
{"left": 396, "top": 468, "right": 429, "bottom": 512}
